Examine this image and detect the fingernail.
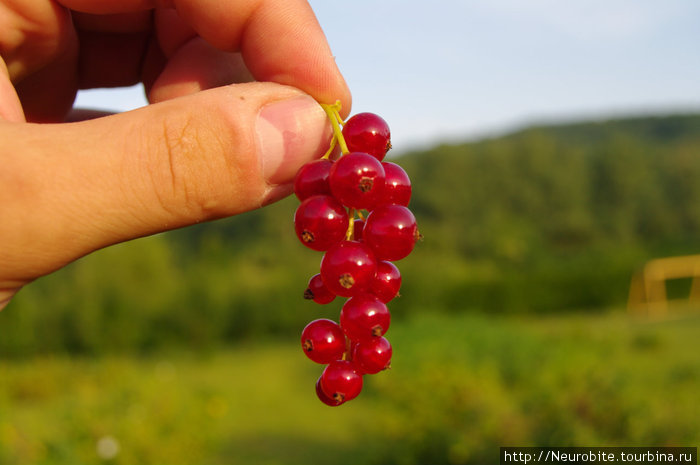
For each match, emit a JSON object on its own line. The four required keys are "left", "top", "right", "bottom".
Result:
{"left": 257, "top": 95, "right": 329, "bottom": 185}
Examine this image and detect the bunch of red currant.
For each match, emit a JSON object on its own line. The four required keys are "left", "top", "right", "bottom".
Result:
{"left": 293, "top": 101, "right": 419, "bottom": 406}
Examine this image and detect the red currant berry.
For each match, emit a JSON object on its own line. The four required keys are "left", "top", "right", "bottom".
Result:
{"left": 363, "top": 205, "right": 418, "bottom": 261}
{"left": 370, "top": 261, "right": 402, "bottom": 303}
{"left": 303, "top": 273, "right": 336, "bottom": 304}
{"left": 294, "top": 159, "right": 333, "bottom": 201}
{"left": 380, "top": 162, "right": 411, "bottom": 206}
{"left": 301, "top": 319, "right": 347, "bottom": 364}
{"left": 352, "top": 218, "right": 365, "bottom": 242}
{"left": 316, "top": 376, "right": 343, "bottom": 406}
{"left": 294, "top": 195, "right": 348, "bottom": 251}
{"left": 329, "top": 152, "right": 385, "bottom": 209}
{"left": 342, "top": 112, "right": 391, "bottom": 161}
{"left": 340, "top": 294, "right": 390, "bottom": 342}
{"left": 320, "top": 241, "right": 378, "bottom": 297}
{"left": 320, "top": 360, "right": 363, "bottom": 404}
{"left": 353, "top": 336, "right": 392, "bottom": 374}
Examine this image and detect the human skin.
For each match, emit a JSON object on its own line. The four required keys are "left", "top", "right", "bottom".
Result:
{"left": 0, "top": 0, "right": 352, "bottom": 309}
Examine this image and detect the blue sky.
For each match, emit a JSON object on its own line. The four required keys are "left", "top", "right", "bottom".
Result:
{"left": 75, "top": 0, "right": 700, "bottom": 151}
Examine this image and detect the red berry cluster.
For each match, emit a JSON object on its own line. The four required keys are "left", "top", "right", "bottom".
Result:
{"left": 293, "top": 102, "right": 419, "bottom": 406}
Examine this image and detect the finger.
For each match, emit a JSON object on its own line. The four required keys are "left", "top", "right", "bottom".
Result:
{"left": 0, "top": 60, "right": 25, "bottom": 122}
{"left": 1, "top": 0, "right": 79, "bottom": 121}
{"left": 177, "top": 0, "right": 351, "bottom": 113}
{"left": 71, "top": 10, "right": 153, "bottom": 33}
{"left": 148, "top": 38, "right": 253, "bottom": 103}
{"left": 68, "top": 11, "right": 153, "bottom": 89}
{"left": 152, "top": 7, "right": 196, "bottom": 57}
{"left": 1, "top": 0, "right": 74, "bottom": 82}
{"left": 148, "top": 8, "right": 254, "bottom": 103}
{"left": 65, "top": 108, "right": 115, "bottom": 121}
{"left": 14, "top": 46, "right": 79, "bottom": 122}
{"left": 69, "top": 11, "right": 254, "bottom": 103}
{"left": 0, "top": 82, "right": 331, "bottom": 284}
{"left": 74, "top": 28, "right": 151, "bottom": 89}
{"left": 52, "top": 0, "right": 173, "bottom": 15}
{"left": 71, "top": 11, "right": 170, "bottom": 94}
{"left": 56, "top": 0, "right": 352, "bottom": 113}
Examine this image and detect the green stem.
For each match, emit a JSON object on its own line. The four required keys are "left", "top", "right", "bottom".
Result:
{"left": 321, "top": 136, "right": 337, "bottom": 160}
{"left": 346, "top": 208, "right": 356, "bottom": 240}
{"left": 321, "top": 101, "right": 350, "bottom": 155}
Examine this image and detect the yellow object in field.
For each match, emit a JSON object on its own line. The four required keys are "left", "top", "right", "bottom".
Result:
{"left": 628, "top": 254, "right": 700, "bottom": 316}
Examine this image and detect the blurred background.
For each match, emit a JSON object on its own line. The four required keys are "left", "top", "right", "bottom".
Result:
{"left": 2, "top": 1, "right": 700, "bottom": 464}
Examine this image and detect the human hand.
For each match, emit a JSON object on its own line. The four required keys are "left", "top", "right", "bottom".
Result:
{"left": 0, "top": 0, "right": 351, "bottom": 310}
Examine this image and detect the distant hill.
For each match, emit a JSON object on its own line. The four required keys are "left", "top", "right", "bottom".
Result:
{"left": 401, "top": 112, "right": 700, "bottom": 252}
{"left": 3, "top": 113, "right": 700, "bottom": 356}
{"left": 503, "top": 113, "right": 700, "bottom": 145}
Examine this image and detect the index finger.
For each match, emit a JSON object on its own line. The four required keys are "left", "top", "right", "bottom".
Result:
{"left": 55, "top": 0, "right": 352, "bottom": 113}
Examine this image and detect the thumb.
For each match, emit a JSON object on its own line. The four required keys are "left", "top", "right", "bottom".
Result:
{"left": 0, "top": 82, "right": 330, "bottom": 286}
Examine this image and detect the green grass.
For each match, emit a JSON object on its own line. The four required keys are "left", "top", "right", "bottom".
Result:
{"left": 1, "top": 310, "right": 699, "bottom": 465}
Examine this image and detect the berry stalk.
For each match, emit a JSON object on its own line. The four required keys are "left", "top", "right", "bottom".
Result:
{"left": 321, "top": 101, "right": 350, "bottom": 157}
{"left": 346, "top": 208, "right": 356, "bottom": 240}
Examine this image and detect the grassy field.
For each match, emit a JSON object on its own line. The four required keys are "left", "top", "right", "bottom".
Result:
{"left": 1, "top": 309, "right": 699, "bottom": 465}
